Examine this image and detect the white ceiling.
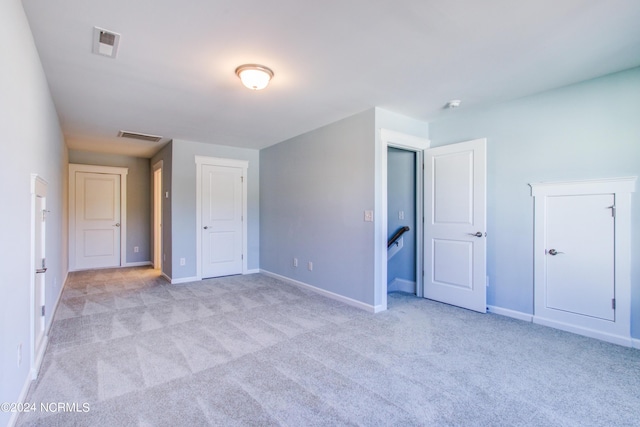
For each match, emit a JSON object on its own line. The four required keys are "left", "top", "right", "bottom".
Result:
{"left": 22, "top": 0, "right": 640, "bottom": 157}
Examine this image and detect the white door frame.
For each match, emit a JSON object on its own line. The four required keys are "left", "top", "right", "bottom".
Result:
{"left": 530, "top": 177, "right": 636, "bottom": 346}
{"left": 376, "top": 129, "right": 430, "bottom": 312}
{"left": 195, "top": 156, "right": 248, "bottom": 280}
{"left": 153, "top": 160, "right": 163, "bottom": 270}
{"left": 30, "top": 174, "right": 47, "bottom": 379}
{"left": 69, "top": 164, "right": 128, "bottom": 271}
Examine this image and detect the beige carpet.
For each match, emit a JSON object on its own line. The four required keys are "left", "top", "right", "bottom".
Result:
{"left": 17, "top": 267, "right": 640, "bottom": 426}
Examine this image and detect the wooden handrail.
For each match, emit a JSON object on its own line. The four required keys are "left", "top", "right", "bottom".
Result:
{"left": 388, "top": 226, "right": 410, "bottom": 248}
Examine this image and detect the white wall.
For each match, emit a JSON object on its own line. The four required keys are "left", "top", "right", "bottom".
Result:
{"left": 0, "top": 1, "right": 67, "bottom": 425}
{"left": 429, "top": 67, "right": 640, "bottom": 338}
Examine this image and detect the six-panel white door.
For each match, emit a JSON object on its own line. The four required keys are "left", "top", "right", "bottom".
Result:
{"left": 424, "top": 139, "right": 487, "bottom": 313}
{"left": 75, "top": 172, "right": 121, "bottom": 269}
{"left": 201, "top": 164, "right": 243, "bottom": 278}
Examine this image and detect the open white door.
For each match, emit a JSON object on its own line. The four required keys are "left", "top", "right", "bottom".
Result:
{"left": 424, "top": 138, "right": 487, "bottom": 313}
{"left": 31, "top": 175, "right": 47, "bottom": 379}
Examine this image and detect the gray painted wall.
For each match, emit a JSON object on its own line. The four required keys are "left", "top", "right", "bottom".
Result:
{"left": 429, "top": 67, "right": 640, "bottom": 338}
{"left": 261, "top": 108, "right": 429, "bottom": 308}
{"left": 387, "top": 147, "right": 416, "bottom": 285}
{"left": 170, "top": 139, "right": 260, "bottom": 280}
{"left": 0, "top": 1, "right": 68, "bottom": 423}
{"left": 69, "top": 150, "right": 151, "bottom": 264}
{"left": 261, "top": 109, "right": 377, "bottom": 304}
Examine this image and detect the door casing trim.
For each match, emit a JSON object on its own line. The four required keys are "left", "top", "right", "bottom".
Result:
{"left": 376, "top": 129, "right": 430, "bottom": 312}
{"left": 530, "top": 177, "right": 636, "bottom": 345}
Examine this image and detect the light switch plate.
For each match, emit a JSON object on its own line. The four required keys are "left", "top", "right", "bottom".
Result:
{"left": 364, "top": 210, "right": 374, "bottom": 222}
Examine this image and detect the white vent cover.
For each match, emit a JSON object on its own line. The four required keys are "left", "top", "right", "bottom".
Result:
{"left": 93, "top": 27, "right": 120, "bottom": 58}
{"left": 117, "top": 131, "right": 163, "bottom": 143}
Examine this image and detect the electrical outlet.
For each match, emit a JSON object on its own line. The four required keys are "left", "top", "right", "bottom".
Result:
{"left": 399, "top": 210, "right": 404, "bottom": 220}
{"left": 165, "top": 191, "right": 169, "bottom": 199}
{"left": 293, "top": 258, "right": 298, "bottom": 267}
{"left": 308, "top": 261, "right": 313, "bottom": 271}
{"left": 134, "top": 246, "right": 139, "bottom": 253}
{"left": 180, "top": 258, "right": 186, "bottom": 266}
{"left": 17, "top": 343, "right": 22, "bottom": 366}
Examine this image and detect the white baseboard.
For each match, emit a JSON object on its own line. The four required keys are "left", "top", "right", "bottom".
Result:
{"left": 388, "top": 278, "right": 416, "bottom": 294}
{"left": 260, "top": 270, "right": 377, "bottom": 313}
{"left": 245, "top": 269, "right": 260, "bottom": 274}
{"left": 170, "top": 276, "right": 199, "bottom": 285}
{"left": 9, "top": 369, "right": 34, "bottom": 427}
{"left": 487, "top": 305, "right": 533, "bottom": 322}
{"left": 373, "top": 304, "right": 386, "bottom": 313}
{"left": 632, "top": 338, "right": 640, "bottom": 350}
{"left": 125, "top": 261, "right": 152, "bottom": 267}
{"left": 533, "top": 316, "right": 633, "bottom": 348}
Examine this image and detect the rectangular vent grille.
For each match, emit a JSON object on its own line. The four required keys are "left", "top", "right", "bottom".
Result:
{"left": 99, "top": 31, "right": 116, "bottom": 46}
{"left": 118, "top": 131, "right": 163, "bottom": 143}
{"left": 93, "top": 27, "right": 120, "bottom": 58}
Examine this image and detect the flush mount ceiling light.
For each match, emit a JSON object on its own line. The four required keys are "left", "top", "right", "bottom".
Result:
{"left": 235, "top": 64, "right": 274, "bottom": 90}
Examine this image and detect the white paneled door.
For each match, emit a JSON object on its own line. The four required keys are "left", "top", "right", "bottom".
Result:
{"left": 545, "top": 194, "right": 615, "bottom": 321}
{"left": 75, "top": 172, "right": 121, "bottom": 269}
{"left": 31, "top": 175, "right": 47, "bottom": 378}
{"left": 201, "top": 164, "right": 244, "bottom": 278}
{"left": 424, "top": 139, "right": 487, "bottom": 313}
{"left": 531, "top": 178, "right": 635, "bottom": 345}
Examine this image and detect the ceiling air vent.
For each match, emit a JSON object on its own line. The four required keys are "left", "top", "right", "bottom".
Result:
{"left": 117, "top": 131, "right": 163, "bottom": 143}
{"left": 93, "top": 27, "right": 121, "bottom": 58}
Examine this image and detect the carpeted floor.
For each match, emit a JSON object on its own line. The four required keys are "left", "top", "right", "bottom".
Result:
{"left": 17, "top": 267, "right": 640, "bottom": 426}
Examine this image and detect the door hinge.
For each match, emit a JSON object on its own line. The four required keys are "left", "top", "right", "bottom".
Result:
{"left": 241, "top": 254, "right": 244, "bottom": 260}
{"left": 612, "top": 298, "right": 616, "bottom": 310}
{"left": 41, "top": 305, "right": 45, "bottom": 316}
{"left": 241, "top": 176, "right": 244, "bottom": 183}
{"left": 608, "top": 205, "right": 616, "bottom": 218}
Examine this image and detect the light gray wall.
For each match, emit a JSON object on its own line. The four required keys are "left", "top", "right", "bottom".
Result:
{"left": 0, "top": 1, "right": 67, "bottom": 423}
{"left": 69, "top": 150, "right": 151, "bottom": 264}
{"left": 429, "top": 67, "right": 640, "bottom": 338}
{"left": 151, "top": 142, "right": 173, "bottom": 278}
{"left": 387, "top": 147, "right": 416, "bottom": 285}
{"left": 261, "top": 109, "right": 377, "bottom": 304}
{"left": 170, "top": 139, "right": 260, "bottom": 280}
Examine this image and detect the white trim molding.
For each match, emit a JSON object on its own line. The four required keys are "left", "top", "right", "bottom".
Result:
{"left": 487, "top": 305, "right": 534, "bottom": 322}
{"left": 375, "top": 129, "right": 430, "bottom": 312}
{"left": 261, "top": 270, "right": 379, "bottom": 313}
{"left": 195, "top": 156, "right": 249, "bottom": 280}
{"left": 170, "top": 276, "right": 200, "bottom": 285}
{"left": 530, "top": 176, "right": 637, "bottom": 347}
{"left": 125, "top": 261, "right": 153, "bottom": 267}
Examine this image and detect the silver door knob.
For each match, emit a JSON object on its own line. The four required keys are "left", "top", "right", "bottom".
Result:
{"left": 547, "top": 249, "right": 564, "bottom": 256}
{"left": 114, "top": 223, "right": 120, "bottom": 227}
{"left": 468, "top": 232, "right": 483, "bottom": 237}
{"left": 203, "top": 226, "right": 209, "bottom": 230}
